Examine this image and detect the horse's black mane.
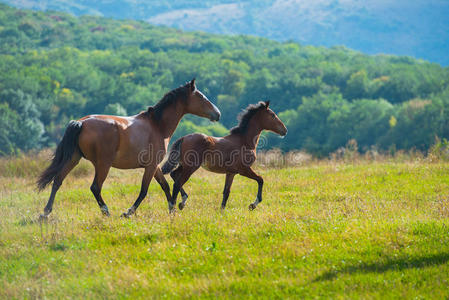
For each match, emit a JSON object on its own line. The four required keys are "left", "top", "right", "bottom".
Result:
{"left": 147, "top": 83, "right": 190, "bottom": 120}
{"left": 230, "top": 101, "right": 268, "bottom": 135}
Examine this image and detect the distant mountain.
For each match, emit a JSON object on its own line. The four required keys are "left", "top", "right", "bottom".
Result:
{"left": 2, "top": 0, "right": 449, "bottom": 65}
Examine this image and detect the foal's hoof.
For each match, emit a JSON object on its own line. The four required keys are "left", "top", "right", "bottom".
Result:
{"left": 120, "top": 210, "right": 132, "bottom": 218}
{"left": 121, "top": 207, "right": 135, "bottom": 218}
{"left": 178, "top": 202, "right": 185, "bottom": 210}
{"left": 248, "top": 203, "right": 257, "bottom": 211}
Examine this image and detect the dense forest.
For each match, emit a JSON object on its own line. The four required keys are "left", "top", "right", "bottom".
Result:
{"left": 1, "top": 3, "right": 449, "bottom": 156}
{"left": 5, "top": 0, "right": 449, "bottom": 65}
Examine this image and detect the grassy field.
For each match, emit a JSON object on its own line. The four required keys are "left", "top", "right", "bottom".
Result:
{"left": 1, "top": 155, "right": 449, "bottom": 298}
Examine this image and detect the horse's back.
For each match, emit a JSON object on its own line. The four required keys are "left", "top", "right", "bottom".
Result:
{"left": 78, "top": 114, "right": 164, "bottom": 169}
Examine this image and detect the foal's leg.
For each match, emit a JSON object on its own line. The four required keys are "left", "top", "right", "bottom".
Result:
{"left": 170, "top": 166, "right": 199, "bottom": 213}
{"left": 170, "top": 166, "right": 189, "bottom": 210}
{"left": 121, "top": 165, "right": 157, "bottom": 218}
{"left": 239, "top": 167, "right": 264, "bottom": 210}
{"left": 40, "top": 152, "right": 82, "bottom": 219}
{"left": 90, "top": 162, "right": 112, "bottom": 216}
{"left": 221, "top": 173, "right": 236, "bottom": 210}
{"left": 154, "top": 167, "right": 171, "bottom": 205}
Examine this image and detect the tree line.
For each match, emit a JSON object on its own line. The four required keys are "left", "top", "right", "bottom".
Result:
{"left": 0, "top": 3, "right": 448, "bottom": 156}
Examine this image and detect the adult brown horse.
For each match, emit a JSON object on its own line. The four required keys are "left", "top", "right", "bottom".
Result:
{"left": 161, "top": 101, "right": 287, "bottom": 211}
{"left": 37, "top": 79, "right": 220, "bottom": 218}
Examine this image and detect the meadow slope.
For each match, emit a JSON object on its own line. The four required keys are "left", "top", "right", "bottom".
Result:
{"left": 1, "top": 159, "right": 449, "bottom": 298}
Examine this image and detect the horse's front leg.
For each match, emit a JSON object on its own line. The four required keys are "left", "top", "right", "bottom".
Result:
{"left": 239, "top": 167, "right": 264, "bottom": 210}
{"left": 121, "top": 165, "right": 157, "bottom": 218}
{"left": 154, "top": 167, "right": 172, "bottom": 206}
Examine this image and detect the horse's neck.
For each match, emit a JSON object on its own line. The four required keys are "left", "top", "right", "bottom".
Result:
{"left": 159, "top": 103, "right": 185, "bottom": 139}
{"left": 243, "top": 120, "right": 263, "bottom": 150}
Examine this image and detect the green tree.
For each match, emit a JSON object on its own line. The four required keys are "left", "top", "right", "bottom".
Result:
{"left": 0, "top": 90, "right": 44, "bottom": 153}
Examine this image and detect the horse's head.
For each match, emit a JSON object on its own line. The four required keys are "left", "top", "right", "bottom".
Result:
{"left": 185, "top": 79, "right": 221, "bottom": 122}
{"left": 257, "top": 101, "right": 287, "bottom": 136}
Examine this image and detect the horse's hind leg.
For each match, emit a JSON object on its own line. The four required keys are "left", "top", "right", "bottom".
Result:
{"left": 170, "top": 166, "right": 199, "bottom": 212}
{"left": 90, "top": 162, "right": 112, "bottom": 216}
{"left": 221, "top": 173, "right": 236, "bottom": 210}
{"left": 170, "top": 166, "right": 189, "bottom": 210}
{"left": 41, "top": 151, "right": 82, "bottom": 218}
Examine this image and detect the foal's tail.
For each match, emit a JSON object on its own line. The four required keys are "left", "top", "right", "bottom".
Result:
{"left": 37, "top": 120, "right": 83, "bottom": 191}
{"left": 161, "top": 137, "right": 184, "bottom": 174}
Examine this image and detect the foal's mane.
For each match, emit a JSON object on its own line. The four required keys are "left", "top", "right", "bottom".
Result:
{"left": 147, "top": 83, "right": 190, "bottom": 121}
{"left": 230, "top": 101, "right": 268, "bottom": 135}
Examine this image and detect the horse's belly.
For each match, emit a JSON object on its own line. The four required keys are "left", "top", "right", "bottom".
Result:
{"left": 111, "top": 158, "right": 141, "bottom": 169}
{"left": 201, "top": 162, "right": 227, "bottom": 174}
{"left": 113, "top": 144, "right": 165, "bottom": 169}
{"left": 110, "top": 143, "right": 145, "bottom": 169}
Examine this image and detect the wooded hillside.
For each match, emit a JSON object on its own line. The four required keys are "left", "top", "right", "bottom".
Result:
{"left": 1, "top": 3, "right": 448, "bottom": 156}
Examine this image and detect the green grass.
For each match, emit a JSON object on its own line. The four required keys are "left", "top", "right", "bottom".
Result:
{"left": 1, "top": 161, "right": 449, "bottom": 298}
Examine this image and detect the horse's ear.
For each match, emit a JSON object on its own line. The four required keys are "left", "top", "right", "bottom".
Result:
{"left": 147, "top": 106, "right": 154, "bottom": 115}
{"left": 190, "top": 78, "right": 196, "bottom": 92}
{"left": 265, "top": 100, "right": 270, "bottom": 108}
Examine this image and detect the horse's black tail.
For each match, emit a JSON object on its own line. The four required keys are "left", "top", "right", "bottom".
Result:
{"left": 37, "top": 120, "right": 83, "bottom": 191}
{"left": 161, "top": 137, "right": 184, "bottom": 174}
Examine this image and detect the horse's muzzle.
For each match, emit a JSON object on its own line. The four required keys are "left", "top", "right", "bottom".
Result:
{"left": 210, "top": 111, "right": 221, "bottom": 122}
{"left": 280, "top": 128, "right": 288, "bottom": 137}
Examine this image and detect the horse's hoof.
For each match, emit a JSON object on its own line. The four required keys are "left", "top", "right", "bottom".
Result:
{"left": 168, "top": 203, "right": 176, "bottom": 214}
{"left": 101, "top": 208, "right": 110, "bottom": 217}
{"left": 121, "top": 207, "right": 135, "bottom": 218}
{"left": 38, "top": 214, "right": 48, "bottom": 222}
{"left": 248, "top": 203, "right": 256, "bottom": 211}
{"left": 178, "top": 202, "right": 185, "bottom": 210}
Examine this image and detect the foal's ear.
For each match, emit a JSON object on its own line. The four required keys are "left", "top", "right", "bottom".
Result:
{"left": 264, "top": 100, "right": 270, "bottom": 108}
{"left": 189, "top": 78, "right": 196, "bottom": 92}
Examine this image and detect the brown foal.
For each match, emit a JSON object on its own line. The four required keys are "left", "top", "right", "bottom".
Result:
{"left": 161, "top": 101, "right": 287, "bottom": 211}
{"left": 37, "top": 79, "right": 220, "bottom": 218}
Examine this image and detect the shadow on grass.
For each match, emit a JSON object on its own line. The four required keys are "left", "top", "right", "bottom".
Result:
{"left": 314, "top": 252, "right": 449, "bottom": 281}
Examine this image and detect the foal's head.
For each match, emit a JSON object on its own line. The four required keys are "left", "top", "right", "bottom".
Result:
{"left": 254, "top": 101, "right": 287, "bottom": 136}
{"left": 185, "top": 79, "right": 221, "bottom": 121}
